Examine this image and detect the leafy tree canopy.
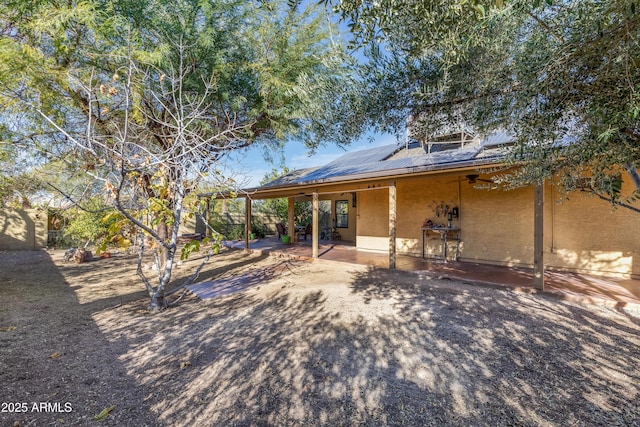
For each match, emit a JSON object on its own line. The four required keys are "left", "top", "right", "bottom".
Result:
{"left": 328, "top": 0, "right": 640, "bottom": 201}
{"left": 0, "top": 0, "right": 353, "bottom": 309}
{"left": 255, "top": 167, "right": 312, "bottom": 224}
{"left": 0, "top": 0, "right": 353, "bottom": 159}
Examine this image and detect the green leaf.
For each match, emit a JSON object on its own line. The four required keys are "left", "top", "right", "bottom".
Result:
{"left": 94, "top": 405, "right": 115, "bottom": 421}
{"left": 180, "top": 240, "right": 201, "bottom": 260}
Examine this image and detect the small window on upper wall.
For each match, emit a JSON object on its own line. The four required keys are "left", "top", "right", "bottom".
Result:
{"left": 336, "top": 200, "right": 348, "bottom": 228}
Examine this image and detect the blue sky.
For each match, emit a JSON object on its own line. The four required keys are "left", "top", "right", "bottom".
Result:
{"left": 224, "top": 2, "right": 402, "bottom": 188}
{"left": 229, "top": 130, "right": 400, "bottom": 188}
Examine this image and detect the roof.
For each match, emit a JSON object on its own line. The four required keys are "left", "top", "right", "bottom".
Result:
{"left": 260, "top": 131, "right": 514, "bottom": 190}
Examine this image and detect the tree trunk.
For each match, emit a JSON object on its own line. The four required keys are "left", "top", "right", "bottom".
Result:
{"left": 148, "top": 290, "right": 166, "bottom": 311}
{"left": 147, "top": 191, "right": 184, "bottom": 311}
{"left": 624, "top": 164, "right": 640, "bottom": 190}
{"left": 156, "top": 221, "right": 168, "bottom": 270}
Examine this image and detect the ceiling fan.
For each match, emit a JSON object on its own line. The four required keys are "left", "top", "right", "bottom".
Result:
{"left": 463, "top": 174, "right": 493, "bottom": 184}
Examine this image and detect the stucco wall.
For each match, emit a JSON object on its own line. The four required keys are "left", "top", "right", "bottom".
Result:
{"left": 356, "top": 189, "right": 388, "bottom": 251}
{"left": 397, "top": 176, "right": 462, "bottom": 257}
{"left": 545, "top": 183, "right": 639, "bottom": 277}
{"left": 0, "top": 208, "right": 48, "bottom": 250}
{"left": 354, "top": 174, "right": 640, "bottom": 277}
{"left": 458, "top": 180, "right": 535, "bottom": 265}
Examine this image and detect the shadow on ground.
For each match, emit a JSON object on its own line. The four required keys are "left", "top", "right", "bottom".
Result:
{"left": 0, "top": 250, "right": 156, "bottom": 426}
{"left": 96, "top": 263, "right": 640, "bottom": 426}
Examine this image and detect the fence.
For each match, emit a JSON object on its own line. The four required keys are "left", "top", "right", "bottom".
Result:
{"left": 197, "top": 212, "right": 282, "bottom": 239}
{"left": 0, "top": 208, "right": 48, "bottom": 250}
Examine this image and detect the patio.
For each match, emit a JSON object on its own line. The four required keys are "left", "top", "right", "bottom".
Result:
{"left": 224, "top": 236, "right": 640, "bottom": 312}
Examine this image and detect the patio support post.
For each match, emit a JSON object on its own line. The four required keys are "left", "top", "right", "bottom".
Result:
{"left": 312, "top": 191, "right": 319, "bottom": 258}
{"left": 244, "top": 196, "right": 252, "bottom": 252}
{"left": 287, "top": 197, "right": 295, "bottom": 243}
{"left": 533, "top": 181, "right": 544, "bottom": 290}
{"left": 389, "top": 182, "right": 397, "bottom": 269}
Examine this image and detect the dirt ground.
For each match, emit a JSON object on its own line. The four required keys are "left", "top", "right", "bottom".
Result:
{"left": 1, "top": 248, "right": 639, "bottom": 427}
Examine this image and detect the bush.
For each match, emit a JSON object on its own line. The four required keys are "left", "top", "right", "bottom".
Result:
{"left": 226, "top": 224, "right": 246, "bottom": 240}
{"left": 62, "top": 200, "right": 119, "bottom": 247}
{"left": 208, "top": 216, "right": 268, "bottom": 240}
{"left": 251, "top": 219, "right": 268, "bottom": 238}
{"left": 208, "top": 218, "right": 244, "bottom": 240}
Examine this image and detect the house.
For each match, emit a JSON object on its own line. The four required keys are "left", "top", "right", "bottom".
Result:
{"left": 214, "top": 130, "right": 639, "bottom": 288}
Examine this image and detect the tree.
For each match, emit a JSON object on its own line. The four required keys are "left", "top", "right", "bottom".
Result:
{"left": 0, "top": 169, "right": 44, "bottom": 209}
{"left": 254, "top": 167, "right": 313, "bottom": 225}
{"left": 0, "top": 139, "right": 48, "bottom": 208}
{"left": 328, "top": 0, "right": 640, "bottom": 203}
{"left": 62, "top": 197, "right": 119, "bottom": 246}
{"left": 0, "top": 0, "right": 350, "bottom": 310}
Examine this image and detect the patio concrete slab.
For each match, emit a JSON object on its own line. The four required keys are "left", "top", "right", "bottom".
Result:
{"left": 188, "top": 261, "right": 291, "bottom": 300}
{"left": 224, "top": 237, "right": 640, "bottom": 312}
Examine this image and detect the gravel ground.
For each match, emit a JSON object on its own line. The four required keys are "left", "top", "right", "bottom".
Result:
{"left": 1, "top": 248, "right": 639, "bottom": 426}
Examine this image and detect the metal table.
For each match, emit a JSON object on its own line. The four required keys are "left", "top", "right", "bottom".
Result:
{"left": 421, "top": 227, "right": 461, "bottom": 262}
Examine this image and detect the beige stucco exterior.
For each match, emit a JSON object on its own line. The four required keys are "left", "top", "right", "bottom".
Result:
{"left": 544, "top": 183, "right": 639, "bottom": 277}
{"left": 221, "top": 159, "right": 639, "bottom": 279}
{"left": 0, "top": 208, "right": 48, "bottom": 250}
{"left": 351, "top": 173, "right": 639, "bottom": 278}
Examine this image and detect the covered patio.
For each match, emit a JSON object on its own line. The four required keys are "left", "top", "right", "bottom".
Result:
{"left": 201, "top": 132, "right": 639, "bottom": 309}
{"left": 224, "top": 237, "right": 640, "bottom": 312}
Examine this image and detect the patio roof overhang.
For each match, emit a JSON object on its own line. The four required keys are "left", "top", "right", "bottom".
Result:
{"left": 202, "top": 156, "right": 510, "bottom": 201}
{"left": 197, "top": 130, "right": 553, "bottom": 289}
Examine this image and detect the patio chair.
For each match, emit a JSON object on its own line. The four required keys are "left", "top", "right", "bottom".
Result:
{"left": 297, "top": 223, "right": 312, "bottom": 240}
{"left": 276, "top": 222, "right": 287, "bottom": 238}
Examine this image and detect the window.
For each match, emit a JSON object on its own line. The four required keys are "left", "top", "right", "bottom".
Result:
{"left": 336, "top": 200, "right": 348, "bottom": 228}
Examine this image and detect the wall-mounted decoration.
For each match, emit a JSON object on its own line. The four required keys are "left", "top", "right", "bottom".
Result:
{"left": 430, "top": 200, "right": 458, "bottom": 218}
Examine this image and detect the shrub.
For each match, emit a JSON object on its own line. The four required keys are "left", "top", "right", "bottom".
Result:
{"left": 63, "top": 200, "right": 119, "bottom": 247}
{"left": 251, "top": 219, "right": 268, "bottom": 238}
